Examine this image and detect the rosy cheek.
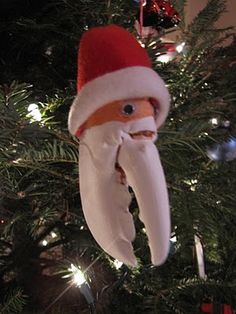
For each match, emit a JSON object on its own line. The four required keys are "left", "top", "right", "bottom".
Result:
{"left": 75, "top": 125, "right": 85, "bottom": 138}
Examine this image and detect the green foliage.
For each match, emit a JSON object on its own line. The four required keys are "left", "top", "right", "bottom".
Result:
{"left": 0, "top": 82, "right": 96, "bottom": 312}
{"left": 0, "top": 288, "right": 27, "bottom": 314}
{"left": 0, "top": 0, "right": 136, "bottom": 93}
{"left": 172, "top": 0, "right": 188, "bottom": 29}
{"left": 186, "top": 0, "right": 229, "bottom": 46}
{"left": 143, "top": 277, "right": 236, "bottom": 314}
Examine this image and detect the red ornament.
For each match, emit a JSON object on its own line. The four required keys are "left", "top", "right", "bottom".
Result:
{"left": 136, "top": 0, "right": 181, "bottom": 30}
{"left": 201, "top": 303, "right": 234, "bottom": 314}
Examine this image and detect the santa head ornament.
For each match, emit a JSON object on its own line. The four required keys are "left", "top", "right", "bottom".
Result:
{"left": 68, "top": 25, "right": 171, "bottom": 266}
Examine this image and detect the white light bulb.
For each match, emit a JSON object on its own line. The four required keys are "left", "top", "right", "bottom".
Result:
{"left": 50, "top": 231, "right": 57, "bottom": 238}
{"left": 27, "top": 103, "right": 42, "bottom": 121}
{"left": 156, "top": 54, "right": 173, "bottom": 63}
{"left": 138, "top": 40, "right": 145, "bottom": 48}
{"left": 12, "top": 158, "right": 22, "bottom": 164}
{"left": 176, "top": 42, "right": 186, "bottom": 53}
{"left": 69, "top": 264, "right": 86, "bottom": 286}
{"left": 210, "top": 118, "right": 218, "bottom": 126}
{"left": 42, "top": 240, "right": 48, "bottom": 246}
{"left": 45, "top": 46, "right": 53, "bottom": 56}
{"left": 113, "top": 259, "right": 123, "bottom": 270}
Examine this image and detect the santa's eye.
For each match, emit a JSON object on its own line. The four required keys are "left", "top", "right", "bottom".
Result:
{"left": 122, "top": 103, "right": 135, "bottom": 116}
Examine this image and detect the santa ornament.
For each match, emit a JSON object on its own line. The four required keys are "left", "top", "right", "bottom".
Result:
{"left": 68, "top": 25, "right": 170, "bottom": 266}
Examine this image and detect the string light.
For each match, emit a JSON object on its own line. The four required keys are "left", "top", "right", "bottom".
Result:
{"left": 42, "top": 240, "right": 48, "bottom": 246}
{"left": 175, "top": 42, "right": 186, "bottom": 53}
{"left": 50, "top": 231, "right": 57, "bottom": 238}
{"left": 113, "top": 259, "right": 123, "bottom": 270}
{"left": 210, "top": 117, "right": 218, "bottom": 126}
{"left": 170, "top": 235, "right": 177, "bottom": 243}
{"left": 65, "top": 264, "right": 96, "bottom": 313}
{"left": 156, "top": 54, "right": 173, "bottom": 63}
{"left": 12, "top": 158, "right": 22, "bottom": 164}
{"left": 68, "top": 263, "right": 87, "bottom": 287}
{"left": 45, "top": 46, "right": 53, "bottom": 56}
{"left": 156, "top": 41, "right": 187, "bottom": 63}
{"left": 137, "top": 39, "right": 145, "bottom": 48}
{"left": 184, "top": 178, "right": 198, "bottom": 186}
{"left": 27, "top": 103, "right": 42, "bottom": 121}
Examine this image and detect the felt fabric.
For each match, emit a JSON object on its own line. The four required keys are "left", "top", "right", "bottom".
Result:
{"left": 77, "top": 25, "right": 151, "bottom": 90}
{"left": 68, "top": 66, "right": 170, "bottom": 135}
{"left": 68, "top": 25, "right": 170, "bottom": 136}
{"left": 118, "top": 134, "right": 170, "bottom": 265}
{"left": 68, "top": 24, "right": 171, "bottom": 266}
{"left": 78, "top": 116, "right": 169, "bottom": 266}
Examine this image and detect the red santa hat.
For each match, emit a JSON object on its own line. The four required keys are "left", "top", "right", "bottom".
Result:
{"left": 68, "top": 24, "right": 170, "bottom": 135}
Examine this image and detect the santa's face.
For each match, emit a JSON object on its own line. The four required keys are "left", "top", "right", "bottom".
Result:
{"left": 78, "top": 98, "right": 170, "bottom": 266}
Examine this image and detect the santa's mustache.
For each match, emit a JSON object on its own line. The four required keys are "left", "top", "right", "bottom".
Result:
{"left": 79, "top": 117, "right": 170, "bottom": 266}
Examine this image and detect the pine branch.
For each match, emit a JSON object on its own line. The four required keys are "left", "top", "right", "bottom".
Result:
{"left": 186, "top": 0, "right": 227, "bottom": 46}
{"left": 0, "top": 288, "right": 27, "bottom": 314}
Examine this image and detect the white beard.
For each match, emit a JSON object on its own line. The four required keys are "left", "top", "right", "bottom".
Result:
{"left": 79, "top": 117, "right": 170, "bottom": 266}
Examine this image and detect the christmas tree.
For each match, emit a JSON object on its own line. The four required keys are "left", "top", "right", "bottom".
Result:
{"left": 0, "top": 0, "right": 235, "bottom": 313}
